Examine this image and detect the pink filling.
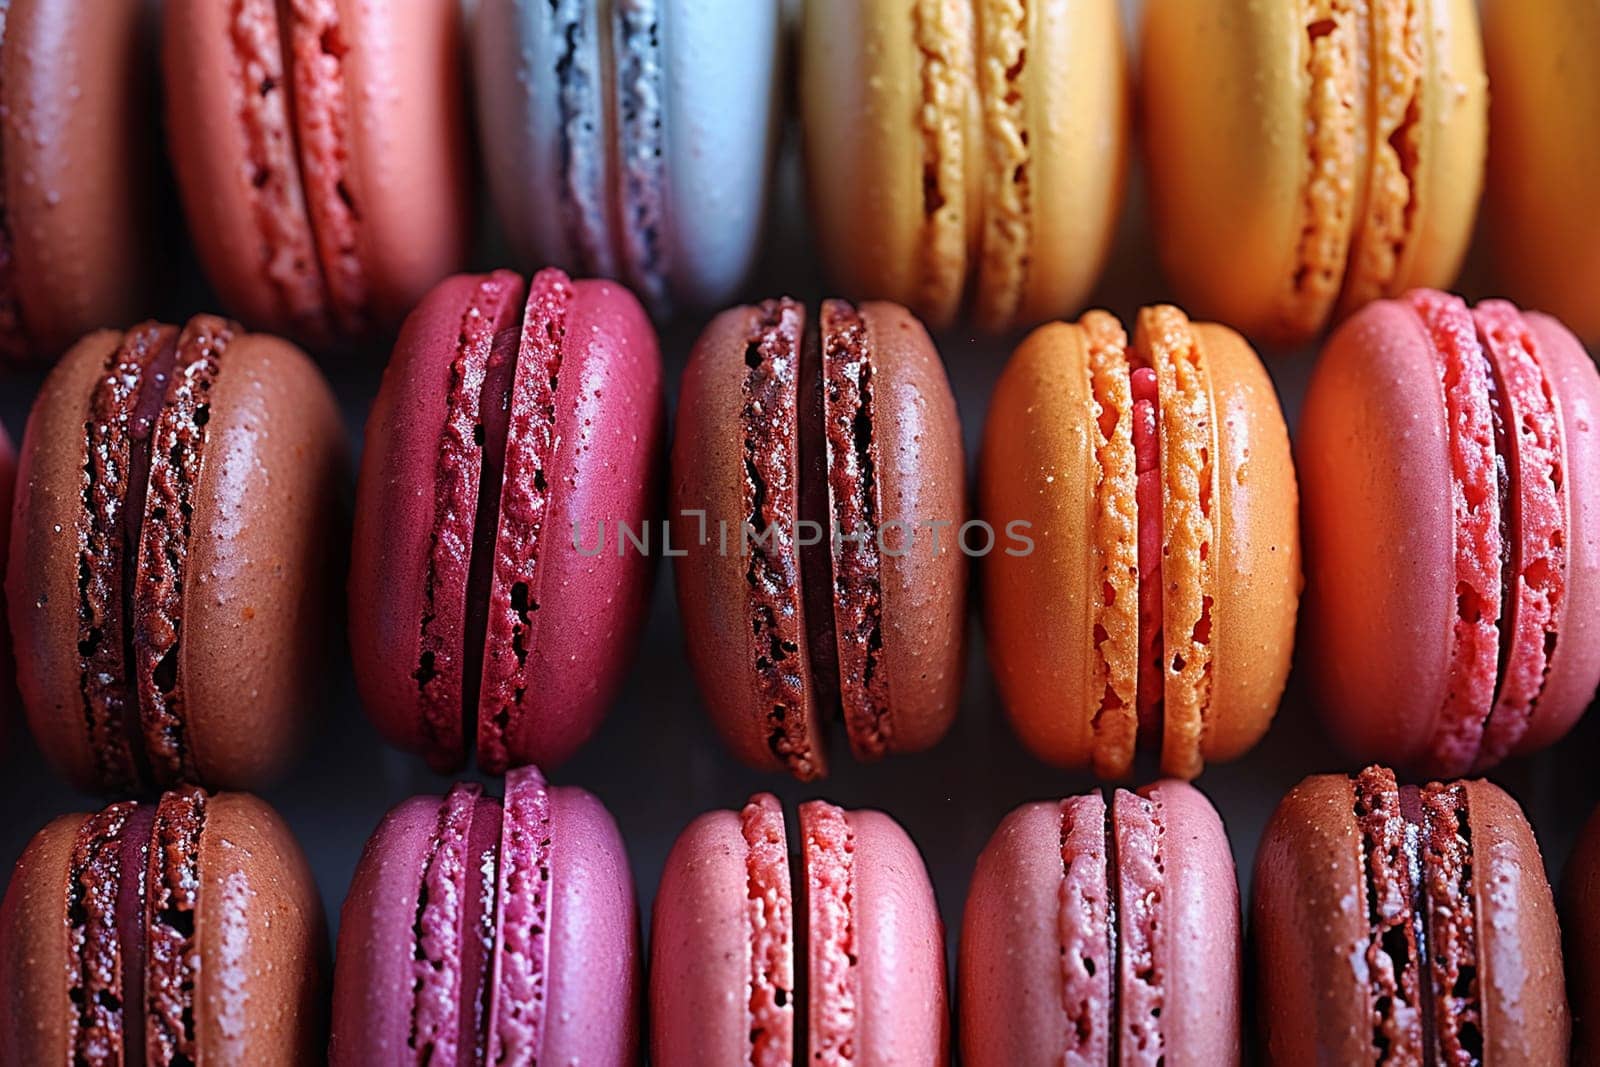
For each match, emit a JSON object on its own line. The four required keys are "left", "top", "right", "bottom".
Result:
{"left": 743, "top": 794, "right": 795, "bottom": 1067}
{"left": 1057, "top": 794, "right": 1112, "bottom": 1060}
{"left": 1408, "top": 291, "right": 1502, "bottom": 775}
{"left": 409, "top": 784, "right": 480, "bottom": 1063}
{"left": 1473, "top": 301, "right": 1566, "bottom": 768}
{"left": 1132, "top": 367, "right": 1164, "bottom": 743}
{"left": 1114, "top": 790, "right": 1167, "bottom": 1065}
{"left": 487, "top": 767, "right": 553, "bottom": 1065}
{"left": 802, "top": 800, "right": 859, "bottom": 1066}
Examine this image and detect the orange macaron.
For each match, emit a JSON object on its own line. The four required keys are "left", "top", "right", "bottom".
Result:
{"left": 981, "top": 305, "right": 1299, "bottom": 779}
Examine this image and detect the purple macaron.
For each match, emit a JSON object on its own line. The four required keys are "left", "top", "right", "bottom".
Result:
{"left": 329, "top": 766, "right": 639, "bottom": 1065}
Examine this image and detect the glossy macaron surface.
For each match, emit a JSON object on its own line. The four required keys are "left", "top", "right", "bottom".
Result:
{"left": 802, "top": 0, "right": 1127, "bottom": 333}
{"left": 474, "top": 0, "right": 780, "bottom": 314}
{"left": 1299, "top": 292, "right": 1600, "bottom": 775}
{"left": 960, "top": 779, "right": 1240, "bottom": 1065}
{"left": 650, "top": 794, "right": 947, "bottom": 1066}
{"left": 1484, "top": 0, "right": 1600, "bottom": 343}
{"left": 7, "top": 318, "right": 345, "bottom": 794}
{"left": 0, "top": 789, "right": 326, "bottom": 1065}
{"left": 1142, "top": 0, "right": 1486, "bottom": 346}
{"left": 330, "top": 767, "right": 639, "bottom": 1066}
{"left": 981, "top": 305, "right": 1298, "bottom": 780}
{"left": 671, "top": 298, "right": 966, "bottom": 780}
{"left": 0, "top": 0, "right": 158, "bottom": 360}
{"left": 164, "top": 0, "right": 472, "bottom": 342}
{"left": 1252, "top": 767, "right": 1568, "bottom": 1064}
{"left": 352, "top": 269, "right": 664, "bottom": 775}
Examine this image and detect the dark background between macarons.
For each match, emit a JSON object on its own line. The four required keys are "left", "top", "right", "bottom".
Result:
{"left": 2, "top": 0, "right": 1593, "bottom": 990}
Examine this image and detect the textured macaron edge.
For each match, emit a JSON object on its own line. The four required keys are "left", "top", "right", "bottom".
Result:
{"left": 1112, "top": 788, "right": 1167, "bottom": 1064}
{"left": 485, "top": 766, "right": 554, "bottom": 1063}
{"left": 972, "top": 0, "right": 1031, "bottom": 331}
{"left": 610, "top": 0, "right": 669, "bottom": 311}
{"left": 801, "top": 798, "right": 861, "bottom": 1063}
{"left": 910, "top": 0, "right": 975, "bottom": 328}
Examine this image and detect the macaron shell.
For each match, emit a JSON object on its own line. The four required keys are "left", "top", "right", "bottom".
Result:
{"left": 1298, "top": 298, "right": 1454, "bottom": 768}
{"left": 0, "top": 812, "right": 81, "bottom": 1065}
{"left": 958, "top": 796, "right": 1112, "bottom": 1065}
{"left": 177, "top": 331, "right": 344, "bottom": 787}
{"left": 1140, "top": 779, "right": 1241, "bottom": 1063}
{"left": 853, "top": 301, "right": 965, "bottom": 754}
{"left": 317, "top": 0, "right": 470, "bottom": 329}
{"left": 1484, "top": 0, "right": 1600, "bottom": 342}
{"left": 329, "top": 794, "right": 443, "bottom": 1063}
{"left": 350, "top": 271, "right": 527, "bottom": 765}
{"left": 671, "top": 302, "right": 826, "bottom": 778}
{"left": 1250, "top": 773, "right": 1374, "bottom": 1063}
{"left": 1563, "top": 805, "right": 1600, "bottom": 1063}
{"left": 649, "top": 800, "right": 794, "bottom": 1066}
{"left": 481, "top": 277, "right": 663, "bottom": 770}
{"left": 163, "top": 0, "right": 328, "bottom": 338}
{"left": 1463, "top": 778, "right": 1570, "bottom": 1062}
{"left": 537, "top": 783, "right": 640, "bottom": 1064}
{"left": 194, "top": 792, "right": 327, "bottom": 1064}
{"left": 7, "top": 330, "right": 122, "bottom": 790}
{"left": 658, "top": 0, "right": 781, "bottom": 308}
{"left": 1141, "top": 0, "right": 1317, "bottom": 343}
{"left": 1516, "top": 312, "right": 1600, "bottom": 752}
{"left": 1005, "top": 0, "right": 1127, "bottom": 331}
{"left": 2, "top": 0, "right": 154, "bottom": 356}
{"left": 1193, "top": 321, "right": 1299, "bottom": 763}
{"left": 980, "top": 321, "right": 1100, "bottom": 769}
{"left": 800, "top": 0, "right": 980, "bottom": 330}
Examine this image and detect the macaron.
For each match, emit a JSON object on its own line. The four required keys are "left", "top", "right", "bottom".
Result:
{"left": 352, "top": 268, "right": 664, "bottom": 774}
{"left": 164, "top": 0, "right": 472, "bottom": 343}
{"left": 981, "top": 304, "right": 1299, "bottom": 780}
{"left": 1142, "top": 0, "right": 1487, "bottom": 347}
{"left": 1563, "top": 803, "right": 1600, "bottom": 1063}
{"left": 7, "top": 316, "right": 346, "bottom": 795}
{"left": 1484, "top": 0, "right": 1600, "bottom": 343}
{"left": 960, "top": 779, "right": 1240, "bottom": 1065}
{"left": 330, "top": 766, "right": 639, "bottom": 1065}
{"left": 801, "top": 0, "right": 1128, "bottom": 333}
{"left": 0, "top": 421, "right": 14, "bottom": 754}
{"left": 1299, "top": 291, "right": 1600, "bottom": 776}
{"left": 671, "top": 297, "right": 966, "bottom": 780}
{"left": 1253, "top": 765, "right": 1568, "bottom": 1063}
{"left": 473, "top": 0, "right": 781, "bottom": 314}
{"left": 0, "top": 787, "right": 327, "bottom": 1064}
{"left": 0, "top": 0, "right": 158, "bottom": 359}
{"left": 651, "top": 793, "right": 947, "bottom": 1065}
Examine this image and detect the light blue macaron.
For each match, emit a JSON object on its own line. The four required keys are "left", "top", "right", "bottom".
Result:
{"left": 474, "top": 0, "right": 782, "bottom": 314}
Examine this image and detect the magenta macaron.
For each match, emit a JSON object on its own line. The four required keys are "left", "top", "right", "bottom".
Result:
{"left": 959, "top": 779, "right": 1241, "bottom": 1064}
{"left": 650, "top": 793, "right": 948, "bottom": 1065}
{"left": 330, "top": 766, "right": 639, "bottom": 1065}
{"left": 351, "top": 268, "right": 665, "bottom": 773}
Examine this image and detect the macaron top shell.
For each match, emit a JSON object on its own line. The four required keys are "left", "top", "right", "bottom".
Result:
{"left": 1141, "top": 0, "right": 1485, "bottom": 346}
{"left": 0, "top": 790, "right": 327, "bottom": 1066}
{"left": 1299, "top": 292, "right": 1600, "bottom": 775}
{"left": 8, "top": 318, "right": 345, "bottom": 793}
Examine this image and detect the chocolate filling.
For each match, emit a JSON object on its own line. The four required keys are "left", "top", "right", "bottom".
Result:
{"left": 77, "top": 324, "right": 179, "bottom": 793}
{"left": 817, "top": 300, "right": 891, "bottom": 759}
{"left": 143, "top": 786, "right": 206, "bottom": 1067}
{"left": 475, "top": 273, "right": 572, "bottom": 772}
{"left": 134, "top": 318, "right": 233, "bottom": 785}
{"left": 66, "top": 802, "right": 138, "bottom": 1067}
{"left": 739, "top": 299, "right": 818, "bottom": 779}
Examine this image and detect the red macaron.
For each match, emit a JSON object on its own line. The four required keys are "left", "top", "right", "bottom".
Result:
{"left": 1300, "top": 290, "right": 1600, "bottom": 776}
{"left": 163, "top": 0, "right": 472, "bottom": 343}
{"left": 351, "top": 268, "right": 665, "bottom": 774}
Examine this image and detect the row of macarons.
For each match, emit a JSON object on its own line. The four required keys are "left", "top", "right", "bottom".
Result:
{"left": 0, "top": 270, "right": 1595, "bottom": 799}
{"left": 3, "top": 763, "right": 1598, "bottom": 1063}
{"left": 1, "top": 0, "right": 1596, "bottom": 360}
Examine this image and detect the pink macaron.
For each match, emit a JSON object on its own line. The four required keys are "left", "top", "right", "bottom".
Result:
{"left": 330, "top": 766, "right": 639, "bottom": 1065}
{"left": 959, "top": 780, "right": 1241, "bottom": 1064}
{"left": 351, "top": 268, "right": 665, "bottom": 773}
{"left": 651, "top": 793, "right": 949, "bottom": 1065}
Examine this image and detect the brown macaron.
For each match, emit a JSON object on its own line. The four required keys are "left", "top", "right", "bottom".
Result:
{"left": 671, "top": 298, "right": 966, "bottom": 780}
{"left": 0, "top": 788, "right": 326, "bottom": 1064}
{"left": 6, "top": 317, "right": 346, "bottom": 795}
{"left": 1253, "top": 765, "right": 1568, "bottom": 1063}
